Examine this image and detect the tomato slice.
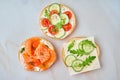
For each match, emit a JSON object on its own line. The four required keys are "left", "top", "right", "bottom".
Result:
{"left": 35, "top": 43, "right": 50, "bottom": 63}
{"left": 48, "top": 25, "right": 58, "bottom": 35}
{"left": 62, "top": 23, "right": 72, "bottom": 31}
{"left": 50, "top": 10, "right": 58, "bottom": 16}
{"left": 41, "top": 18, "right": 50, "bottom": 27}
{"left": 64, "top": 11, "right": 72, "bottom": 19}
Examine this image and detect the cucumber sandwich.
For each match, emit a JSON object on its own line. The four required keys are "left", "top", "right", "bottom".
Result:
{"left": 62, "top": 37, "right": 101, "bottom": 75}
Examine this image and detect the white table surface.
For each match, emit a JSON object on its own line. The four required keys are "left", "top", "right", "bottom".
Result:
{"left": 0, "top": 0, "right": 120, "bottom": 80}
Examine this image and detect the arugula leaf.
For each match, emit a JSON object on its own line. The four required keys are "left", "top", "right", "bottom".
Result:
{"left": 80, "top": 56, "right": 96, "bottom": 67}
{"left": 68, "top": 40, "right": 75, "bottom": 51}
{"left": 70, "top": 49, "right": 85, "bottom": 56}
{"left": 20, "top": 47, "right": 25, "bottom": 53}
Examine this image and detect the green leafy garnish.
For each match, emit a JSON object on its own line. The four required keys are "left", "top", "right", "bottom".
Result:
{"left": 72, "top": 56, "right": 96, "bottom": 72}
{"left": 55, "top": 22, "right": 63, "bottom": 29}
{"left": 29, "top": 62, "right": 34, "bottom": 66}
{"left": 68, "top": 40, "right": 75, "bottom": 51}
{"left": 80, "top": 40, "right": 96, "bottom": 48}
{"left": 70, "top": 49, "right": 85, "bottom": 56}
{"left": 54, "top": 19, "right": 65, "bottom": 30}
{"left": 80, "top": 56, "right": 96, "bottom": 67}
{"left": 20, "top": 47, "right": 25, "bottom": 53}
{"left": 61, "top": 19, "right": 65, "bottom": 25}
{"left": 44, "top": 9, "right": 49, "bottom": 19}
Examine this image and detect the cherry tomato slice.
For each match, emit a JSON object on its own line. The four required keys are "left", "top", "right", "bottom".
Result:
{"left": 50, "top": 10, "right": 58, "bottom": 16}
{"left": 64, "top": 11, "right": 72, "bottom": 19}
{"left": 48, "top": 25, "right": 58, "bottom": 35}
{"left": 41, "top": 18, "right": 50, "bottom": 27}
{"left": 62, "top": 23, "right": 72, "bottom": 31}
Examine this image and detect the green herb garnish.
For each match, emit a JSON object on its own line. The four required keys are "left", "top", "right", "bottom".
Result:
{"left": 68, "top": 40, "right": 75, "bottom": 51}
{"left": 70, "top": 49, "right": 85, "bottom": 56}
{"left": 80, "top": 56, "right": 96, "bottom": 67}
{"left": 29, "top": 62, "right": 34, "bottom": 66}
{"left": 20, "top": 47, "right": 25, "bottom": 53}
{"left": 55, "top": 22, "right": 63, "bottom": 29}
{"left": 44, "top": 9, "right": 49, "bottom": 19}
{"left": 80, "top": 40, "right": 96, "bottom": 48}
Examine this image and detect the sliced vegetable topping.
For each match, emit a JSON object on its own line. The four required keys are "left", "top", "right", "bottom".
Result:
{"left": 49, "top": 3, "right": 60, "bottom": 13}
{"left": 65, "top": 39, "right": 97, "bottom": 72}
{"left": 72, "top": 59, "right": 83, "bottom": 72}
{"left": 40, "top": 3, "right": 75, "bottom": 39}
{"left": 41, "top": 18, "right": 50, "bottom": 27}
{"left": 71, "top": 56, "right": 96, "bottom": 72}
{"left": 60, "top": 13, "right": 69, "bottom": 25}
{"left": 62, "top": 23, "right": 72, "bottom": 31}
{"left": 50, "top": 10, "right": 59, "bottom": 16}
{"left": 64, "top": 11, "right": 72, "bottom": 19}
{"left": 50, "top": 14, "right": 61, "bottom": 25}
{"left": 78, "top": 40, "right": 96, "bottom": 54}
{"left": 48, "top": 25, "right": 58, "bottom": 35}
{"left": 55, "top": 28, "right": 65, "bottom": 38}
{"left": 65, "top": 55, "right": 76, "bottom": 67}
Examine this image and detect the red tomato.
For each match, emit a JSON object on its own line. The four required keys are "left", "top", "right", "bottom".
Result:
{"left": 41, "top": 18, "right": 50, "bottom": 27}
{"left": 50, "top": 10, "right": 58, "bottom": 16}
{"left": 62, "top": 23, "right": 72, "bottom": 31}
{"left": 64, "top": 11, "right": 72, "bottom": 19}
{"left": 48, "top": 25, "right": 58, "bottom": 35}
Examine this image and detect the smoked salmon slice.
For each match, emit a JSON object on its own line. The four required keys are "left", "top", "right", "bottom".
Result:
{"left": 18, "top": 37, "right": 56, "bottom": 71}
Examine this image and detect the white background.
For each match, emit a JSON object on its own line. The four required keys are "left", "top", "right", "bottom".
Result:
{"left": 0, "top": 0, "right": 120, "bottom": 80}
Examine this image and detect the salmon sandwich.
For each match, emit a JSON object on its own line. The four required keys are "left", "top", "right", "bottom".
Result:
{"left": 18, "top": 37, "right": 56, "bottom": 71}
{"left": 62, "top": 37, "right": 101, "bottom": 75}
{"left": 39, "top": 3, "right": 76, "bottom": 39}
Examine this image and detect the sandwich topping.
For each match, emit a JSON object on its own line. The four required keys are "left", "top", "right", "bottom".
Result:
{"left": 63, "top": 37, "right": 100, "bottom": 75}
{"left": 40, "top": 3, "right": 76, "bottom": 39}
{"left": 19, "top": 37, "right": 56, "bottom": 71}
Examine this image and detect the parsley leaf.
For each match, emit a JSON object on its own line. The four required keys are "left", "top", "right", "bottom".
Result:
{"left": 68, "top": 40, "right": 75, "bottom": 51}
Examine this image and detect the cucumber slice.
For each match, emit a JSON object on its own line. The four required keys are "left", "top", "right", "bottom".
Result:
{"left": 50, "top": 14, "right": 61, "bottom": 25}
{"left": 65, "top": 55, "right": 76, "bottom": 67}
{"left": 78, "top": 42, "right": 83, "bottom": 51}
{"left": 60, "top": 14, "right": 69, "bottom": 25}
{"left": 49, "top": 3, "right": 60, "bottom": 13}
{"left": 55, "top": 28, "right": 65, "bottom": 39}
{"left": 82, "top": 43, "right": 94, "bottom": 54}
{"left": 72, "top": 59, "right": 83, "bottom": 72}
{"left": 78, "top": 40, "right": 95, "bottom": 54}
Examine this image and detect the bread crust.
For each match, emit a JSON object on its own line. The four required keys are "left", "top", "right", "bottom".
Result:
{"left": 39, "top": 3, "right": 76, "bottom": 40}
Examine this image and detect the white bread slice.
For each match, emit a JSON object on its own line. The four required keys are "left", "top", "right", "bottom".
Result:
{"left": 39, "top": 3, "right": 76, "bottom": 39}
{"left": 18, "top": 37, "right": 56, "bottom": 71}
{"left": 62, "top": 37, "right": 100, "bottom": 75}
